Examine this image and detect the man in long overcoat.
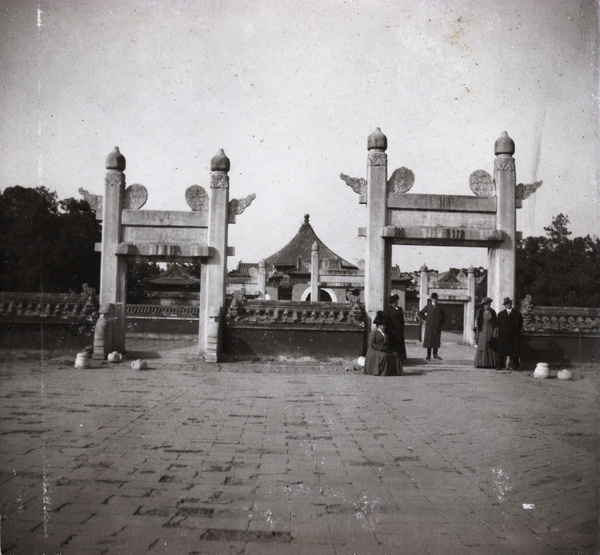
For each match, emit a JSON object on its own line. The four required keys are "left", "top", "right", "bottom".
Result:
{"left": 418, "top": 292, "right": 446, "bottom": 360}
{"left": 385, "top": 294, "right": 407, "bottom": 363}
{"left": 496, "top": 297, "right": 523, "bottom": 370}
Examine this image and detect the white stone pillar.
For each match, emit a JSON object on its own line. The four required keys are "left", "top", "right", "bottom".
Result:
{"left": 365, "top": 128, "right": 390, "bottom": 323}
{"left": 490, "top": 132, "right": 517, "bottom": 313}
{"left": 202, "top": 149, "right": 230, "bottom": 362}
{"left": 419, "top": 264, "right": 429, "bottom": 342}
{"left": 93, "top": 147, "right": 126, "bottom": 359}
{"left": 419, "top": 264, "right": 429, "bottom": 311}
{"left": 465, "top": 265, "right": 476, "bottom": 345}
{"left": 258, "top": 260, "right": 266, "bottom": 299}
{"left": 311, "top": 242, "right": 320, "bottom": 302}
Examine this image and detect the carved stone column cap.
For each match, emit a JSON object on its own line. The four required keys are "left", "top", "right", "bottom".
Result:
{"left": 468, "top": 265, "right": 474, "bottom": 274}
{"left": 106, "top": 146, "right": 126, "bottom": 171}
{"left": 420, "top": 264, "right": 428, "bottom": 272}
{"left": 312, "top": 242, "right": 319, "bottom": 251}
{"left": 494, "top": 131, "right": 515, "bottom": 156}
{"left": 368, "top": 127, "right": 387, "bottom": 151}
{"left": 211, "top": 148, "right": 230, "bottom": 172}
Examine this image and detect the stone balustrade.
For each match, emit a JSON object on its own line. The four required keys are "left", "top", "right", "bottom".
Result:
{"left": 226, "top": 300, "right": 365, "bottom": 327}
{"left": 0, "top": 293, "right": 97, "bottom": 323}
{"left": 522, "top": 306, "right": 599, "bottom": 335}
{"left": 126, "top": 304, "right": 200, "bottom": 319}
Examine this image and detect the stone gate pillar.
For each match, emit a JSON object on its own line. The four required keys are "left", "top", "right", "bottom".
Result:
{"left": 311, "top": 242, "right": 320, "bottom": 301}
{"left": 93, "top": 147, "right": 127, "bottom": 359}
{"left": 419, "top": 264, "right": 429, "bottom": 342}
{"left": 365, "top": 128, "right": 391, "bottom": 323}
{"left": 489, "top": 132, "right": 517, "bottom": 312}
{"left": 258, "top": 260, "right": 266, "bottom": 299}
{"left": 202, "top": 149, "right": 230, "bottom": 362}
{"left": 465, "top": 265, "right": 476, "bottom": 345}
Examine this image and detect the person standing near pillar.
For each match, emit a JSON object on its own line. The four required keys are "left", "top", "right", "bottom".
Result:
{"left": 418, "top": 292, "right": 446, "bottom": 360}
{"left": 496, "top": 297, "right": 523, "bottom": 370}
{"left": 473, "top": 297, "right": 498, "bottom": 368}
{"left": 385, "top": 294, "right": 407, "bottom": 363}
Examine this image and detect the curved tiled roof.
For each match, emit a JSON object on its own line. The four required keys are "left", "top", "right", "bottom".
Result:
{"left": 144, "top": 264, "right": 200, "bottom": 286}
{"left": 264, "top": 215, "right": 358, "bottom": 271}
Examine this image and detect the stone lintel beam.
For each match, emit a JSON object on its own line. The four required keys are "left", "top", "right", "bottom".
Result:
{"left": 380, "top": 226, "right": 504, "bottom": 247}
{"left": 114, "top": 242, "right": 211, "bottom": 258}
{"left": 387, "top": 193, "right": 497, "bottom": 213}
{"left": 122, "top": 209, "right": 208, "bottom": 228}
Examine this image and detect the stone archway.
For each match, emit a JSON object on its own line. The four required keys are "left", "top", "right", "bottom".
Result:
{"left": 341, "top": 128, "right": 542, "bottom": 325}
{"left": 301, "top": 287, "right": 336, "bottom": 302}
{"left": 88, "top": 147, "right": 255, "bottom": 362}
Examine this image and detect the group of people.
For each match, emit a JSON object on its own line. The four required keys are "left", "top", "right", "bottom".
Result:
{"left": 474, "top": 296, "right": 523, "bottom": 370}
{"left": 363, "top": 292, "right": 524, "bottom": 376}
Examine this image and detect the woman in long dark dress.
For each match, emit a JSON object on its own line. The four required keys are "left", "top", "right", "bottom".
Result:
{"left": 385, "top": 294, "right": 407, "bottom": 363}
{"left": 364, "top": 311, "right": 402, "bottom": 376}
{"left": 473, "top": 297, "right": 498, "bottom": 368}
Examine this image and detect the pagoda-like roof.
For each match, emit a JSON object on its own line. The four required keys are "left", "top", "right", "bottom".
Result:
{"left": 144, "top": 264, "right": 200, "bottom": 287}
{"left": 264, "top": 214, "right": 358, "bottom": 271}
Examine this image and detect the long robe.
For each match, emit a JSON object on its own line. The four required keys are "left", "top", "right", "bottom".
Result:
{"left": 418, "top": 302, "right": 446, "bottom": 349}
{"left": 474, "top": 307, "right": 498, "bottom": 368}
{"left": 364, "top": 329, "right": 402, "bottom": 376}
{"left": 384, "top": 305, "right": 407, "bottom": 361}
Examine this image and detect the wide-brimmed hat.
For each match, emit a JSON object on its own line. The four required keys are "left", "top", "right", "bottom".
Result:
{"left": 482, "top": 297, "right": 493, "bottom": 305}
{"left": 503, "top": 297, "right": 513, "bottom": 305}
{"left": 373, "top": 311, "right": 386, "bottom": 325}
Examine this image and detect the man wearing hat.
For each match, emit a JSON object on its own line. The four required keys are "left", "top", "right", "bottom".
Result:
{"left": 418, "top": 292, "right": 446, "bottom": 360}
{"left": 496, "top": 297, "right": 523, "bottom": 370}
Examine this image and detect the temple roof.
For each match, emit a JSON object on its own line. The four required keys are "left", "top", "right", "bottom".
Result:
{"left": 264, "top": 214, "right": 358, "bottom": 271}
{"left": 144, "top": 264, "right": 200, "bottom": 287}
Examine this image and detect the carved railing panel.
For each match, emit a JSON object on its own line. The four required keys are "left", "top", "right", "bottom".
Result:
{"left": 0, "top": 293, "right": 97, "bottom": 323}
{"left": 226, "top": 300, "right": 365, "bottom": 328}
{"left": 126, "top": 305, "right": 199, "bottom": 319}
{"left": 522, "top": 306, "right": 599, "bottom": 335}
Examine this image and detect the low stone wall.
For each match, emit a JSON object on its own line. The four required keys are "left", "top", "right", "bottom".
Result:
{"left": 223, "top": 300, "right": 367, "bottom": 360}
{"left": 521, "top": 306, "right": 599, "bottom": 364}
{"left": 0, "top": 293, "right": 97, "bottom": 351}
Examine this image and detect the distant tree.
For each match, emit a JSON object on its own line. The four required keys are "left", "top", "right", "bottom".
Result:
{"left": 517, "top": 214, "right": 600, "bottom": 307}
{"left": 0, "top": 186, "right": 101, "bottom": 293}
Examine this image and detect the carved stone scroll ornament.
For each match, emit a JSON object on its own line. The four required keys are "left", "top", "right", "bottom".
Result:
{"left": 185, "top": 185, "right": 209, "bottom": 211}
{"left": 388, "top": 167, "right": 415, "bottom": 193}
{"left": 469, "top": 170, "right": 495, "bottom": 197}
{"left": 369, "top": 152, "right": 387, "bottom": 166}
{"left": 105, "top": 172, "right": 125, "bottom": 189}
{"left": 123, "top": 184, "right": 148, "bottom": 209}
{"left": 494, "top": 158, "right": 516, "bottom": 173}
{"left": 339, "top": 173, "right": 367, "bottom": 195}
{"left": 210, "top": 173, "right": 229, "bottom": 189}
{"left": 229, "top": 193, "right": 257, "bottom": 215}
{"left": 516, "top": 180, "right": 543, "bottom": 200}
{"left": 78, "top": 188, "right": 103, "bottom": 213}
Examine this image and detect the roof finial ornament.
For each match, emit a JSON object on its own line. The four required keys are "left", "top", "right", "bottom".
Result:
{"left": 304, "top": 214, "right": 310, "bottom": 224}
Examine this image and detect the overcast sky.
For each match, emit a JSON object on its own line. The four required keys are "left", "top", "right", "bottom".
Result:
{"left": 1, "top": 0, "right": 598, "bottom": 273}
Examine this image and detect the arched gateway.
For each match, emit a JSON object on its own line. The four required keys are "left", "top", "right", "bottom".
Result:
{"left": 342, "top": 128, "right": 542, "bottom": 328}
{"left": 86, "top": 147, "right": 255, "bottom": 362}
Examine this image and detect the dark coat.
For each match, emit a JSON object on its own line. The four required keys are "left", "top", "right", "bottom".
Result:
{"left": 364, "top": 329, "right": 401, "bottom": 376}
{"left": 418, "top": 302, "right": 446, "bottom": 348}
{"left": 497, "top": 308, "right": 523, "bottom": 356}
{"left": 384, "top": 305, "right": 406, "bottom": 360}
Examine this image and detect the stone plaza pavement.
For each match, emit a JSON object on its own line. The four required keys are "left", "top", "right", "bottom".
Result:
{"left": 0, "top": 338, "right": 598, "bottom": 555}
